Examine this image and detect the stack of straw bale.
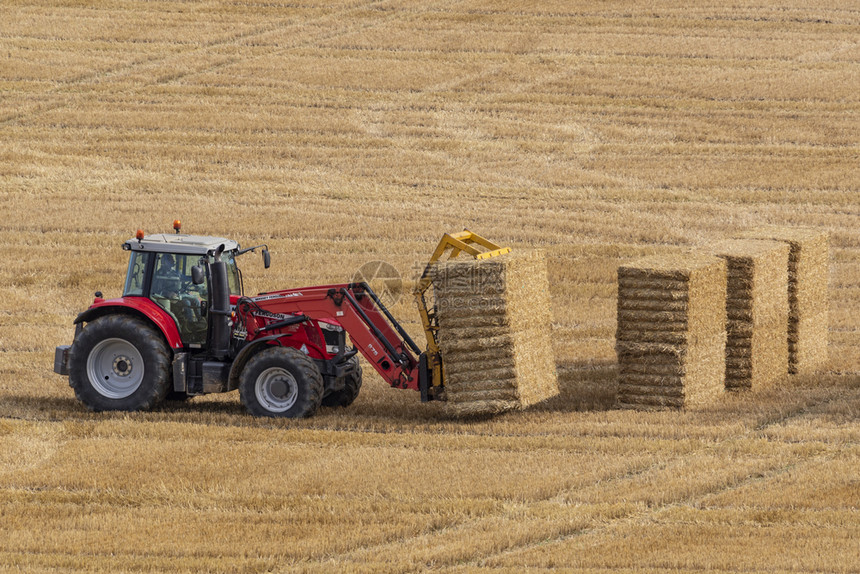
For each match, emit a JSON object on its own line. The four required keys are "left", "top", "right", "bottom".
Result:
{"left": 616, "top": 254, "right": 726, "bottom": 409}
{"left": 431, "top": 250, "right": 559, "bottom": 415}
{"left": 737, "top": 227, "right": 829, "bottom": 374}
{"left": 713, "top": 239, "right": 789, "bottom": 390}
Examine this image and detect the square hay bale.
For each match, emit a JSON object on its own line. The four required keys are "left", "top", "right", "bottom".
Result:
{"left": 712, "top": 239, "right": 790, "bottom": 390}
{"left": 736, "top": 227, "right": 829, "bottom": 374}
{"left": 616, "top": 254, "right": 727, "bottom": 409}
{"left": 431, "top": 250, "right": 559, "bottom": 416}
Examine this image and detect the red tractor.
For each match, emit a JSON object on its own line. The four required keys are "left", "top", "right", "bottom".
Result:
{"left": 54, "top": 223, "right": 509, "bottom": 417}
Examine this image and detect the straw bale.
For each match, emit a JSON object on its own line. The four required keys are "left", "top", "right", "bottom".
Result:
{"left": 726, "top": 308, "right": 754, "bottom": 322}
{"left": 679, "top": 331, "right": 726, "bottom": 407}
{"left": 615, "top": 341, "right": 686, "bottom": 359}
{"left": 443, "top": 364, "right": 518, "bottom": 381}
{"left": 616, "top": 288, "right": 689, "bottom": 302}
{"left": 446, "top": 400, "right": 521, "bottom": 416}
{"left": 618, "top": 266, "right": 693, "bottom": 282}
{"left": 736, "top": 227, "right": 828, "bottom": 374}
{"left": 713, "top": 239, "right": 789, "bottom": 390}
{"left": 616, "top": 330, "right": 688, "bottom": 345}
{"left": 431, "top": 307, "right": 507, "bottom": 321}
{"left": 445, "top": 388, "right": 520, "bottom": 403}
{"left": 431, "top": 250, "right": 558, "bottom": 415}
{"left": 727, "top": 324, "right": 755, "bottom": 337}
{"left": 618, "top": 373, "right": 683, "bottom": 387}
{"left": 617, "top": 277, "right": 691, "bottom": 291}
{"left": 433, "top": 262, "right": 506, "bottom": 282}
{"left": 439, "top": 333, "right": 514, "bottom": 354}
{"left": 726, "top": 357, "right": 752, "bottom": 369}
{"left": 439, "top": 325, "right": 513, "bottom": 342}
{"left": 616, "top": 254, "right": 726, "bottom": 409}
{"left": 434, "top": 296, "right": 507, "bottom": 318}
{"left": 620, "top": 362, "right": 685, "bottom": 376}
{"left": 686, "top": 264, "right": 727, "bottom": 337}
{"left": 507, "top": 325, "right": 558, "bottom": 408}
{"left": 429, "top": 346, "right": 513, "bottom": 365}
{"left": 726, "top": 367, "right": 753, "bottom": 379}
{"left": 618, "top": 384, "right": 685, "bottom": 398}
{"left": 788, "top": 318, "right": 828, "bottom": 368}
{"left": 438, "top": 314, "right": 511, "bottom": 329}
{"left": 617, "top": 395, "right": 685, "bottom": 409}
{"left": 618, "top": 298, "right": 689, "bottom": 312}
{"left": 788, "top": 317, "right": 828, "bottom": 342}
{"left": 615, "top": 320, "right": 689, "bottom": 333}
{"left": 437, "top": 376, "right": 517, "bottom": 391}
{"left": 617, "top": 309, "right": 689, "bottom": 323}
{"left": 443, "top": 353, "right": 516, "bottom": 371}
{"left": 726, "top": 345, "right": 752, "bottom": 359}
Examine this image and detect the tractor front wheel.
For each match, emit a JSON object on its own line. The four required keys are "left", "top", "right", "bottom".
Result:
{"left": 69, "top": 315, "right": 172, "bottom": 412}
{"left": 239, "top": 347, "right": 323, "bottom": 418}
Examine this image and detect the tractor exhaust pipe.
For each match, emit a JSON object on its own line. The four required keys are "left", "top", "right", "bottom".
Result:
{"left": 208, "top": 244, "right": 231, "bottom": 360}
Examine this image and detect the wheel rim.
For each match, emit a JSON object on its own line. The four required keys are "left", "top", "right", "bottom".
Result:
{"left": 255, "top": 367, "right": 299, "bottom": 413}
{"left": 86, "top": 338, "right": 145, "bottom": 399}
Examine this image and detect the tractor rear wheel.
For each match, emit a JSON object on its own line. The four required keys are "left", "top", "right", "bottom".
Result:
{"left": 69, "top": 315, "right": 172, "bottom": 412}
{"left": 321, "top": 355, "right": 363, "bottom": 408}
{"left": 239, "top": 347, "right": 323, "bottom": 418}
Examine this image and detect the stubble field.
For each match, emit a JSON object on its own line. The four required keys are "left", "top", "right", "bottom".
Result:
{"left": 1, "top": 1, "right": 858, "bottom": 572}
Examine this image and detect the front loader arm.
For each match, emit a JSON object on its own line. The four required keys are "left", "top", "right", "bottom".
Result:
{"left": 238, "top": 283, "right": 426, "bottom": 392}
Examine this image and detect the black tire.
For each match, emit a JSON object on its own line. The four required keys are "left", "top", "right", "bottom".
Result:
{"left": 69, "top": 314, "right": 172, "bottom": 412}
{"left": 321, "top": 355, "right": 363, "bottom": 408}
{"left": 239, "top": 347, "right": 324, "bottom": 418}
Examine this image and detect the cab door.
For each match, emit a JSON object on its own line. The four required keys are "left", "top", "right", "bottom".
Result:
{"left": 150, "top": 253, "right": 209, "bottom": 347}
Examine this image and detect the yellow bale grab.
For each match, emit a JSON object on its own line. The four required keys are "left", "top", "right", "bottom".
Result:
{"left": 414, "top": 231, "right": 511, "bottom": 398}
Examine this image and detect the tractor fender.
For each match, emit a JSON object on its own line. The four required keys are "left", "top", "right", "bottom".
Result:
{"left": 227, "top": 335, "right": 286, "bottom": 391}
{"left": 74, "top": 297, "right": 184, "bottom": 350}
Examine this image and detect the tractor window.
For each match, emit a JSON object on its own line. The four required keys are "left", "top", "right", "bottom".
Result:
{"left": 151, "top": 253, "right": 208, "bottom": 345}
{"left": 203, "top": 252, "right": 242, "bottom": 296}
{"left": 222, "top": 252, "right": 243, "bottom": 296}
{"left": 123, "top": 252, "right": 151, "bottom": 297}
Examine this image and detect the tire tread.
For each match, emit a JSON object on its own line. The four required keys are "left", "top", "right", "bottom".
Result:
{"left": 69, "top": 314, "right": 171, "bottom": 411}
{"left": 239, "top": 347, "right": 324, "bottom": 418}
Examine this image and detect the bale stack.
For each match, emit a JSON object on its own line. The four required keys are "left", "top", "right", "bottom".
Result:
{"left": 713, "top": 240, "right": 790, "bottom": 390}
{"left": 616, "top": 254, "right": 727, "bottom": 409}
{"left": 431, "top": 250, "right": 559, "bottom": 416}
{"left": 737, "top": 227, "right": 829, "bottom": 374}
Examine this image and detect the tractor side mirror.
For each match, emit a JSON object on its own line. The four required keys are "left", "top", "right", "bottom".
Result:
{"left": 262, "top": 249, "right": 271, "bottom": 269}
{"left": 191, "top": 265, "right": 205, "bottom": 285}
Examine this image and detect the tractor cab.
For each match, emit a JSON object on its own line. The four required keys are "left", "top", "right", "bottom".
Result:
{"left": 121, "top": 229, "right": 267, "bottom": 347}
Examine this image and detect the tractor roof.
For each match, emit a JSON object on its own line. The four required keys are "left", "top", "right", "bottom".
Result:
{"left": 124, "top": 234, "right": 240, "bottom": 255}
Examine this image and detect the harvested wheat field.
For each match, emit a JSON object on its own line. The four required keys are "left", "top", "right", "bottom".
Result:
{"left": 1, "top": 1, "right": 858, "bottom": 572}
{"left": 616, "top": 254, "right": 727, "bottom": 409}
{"left": 714, "top": 239, "right": 791, "bottom": 390}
